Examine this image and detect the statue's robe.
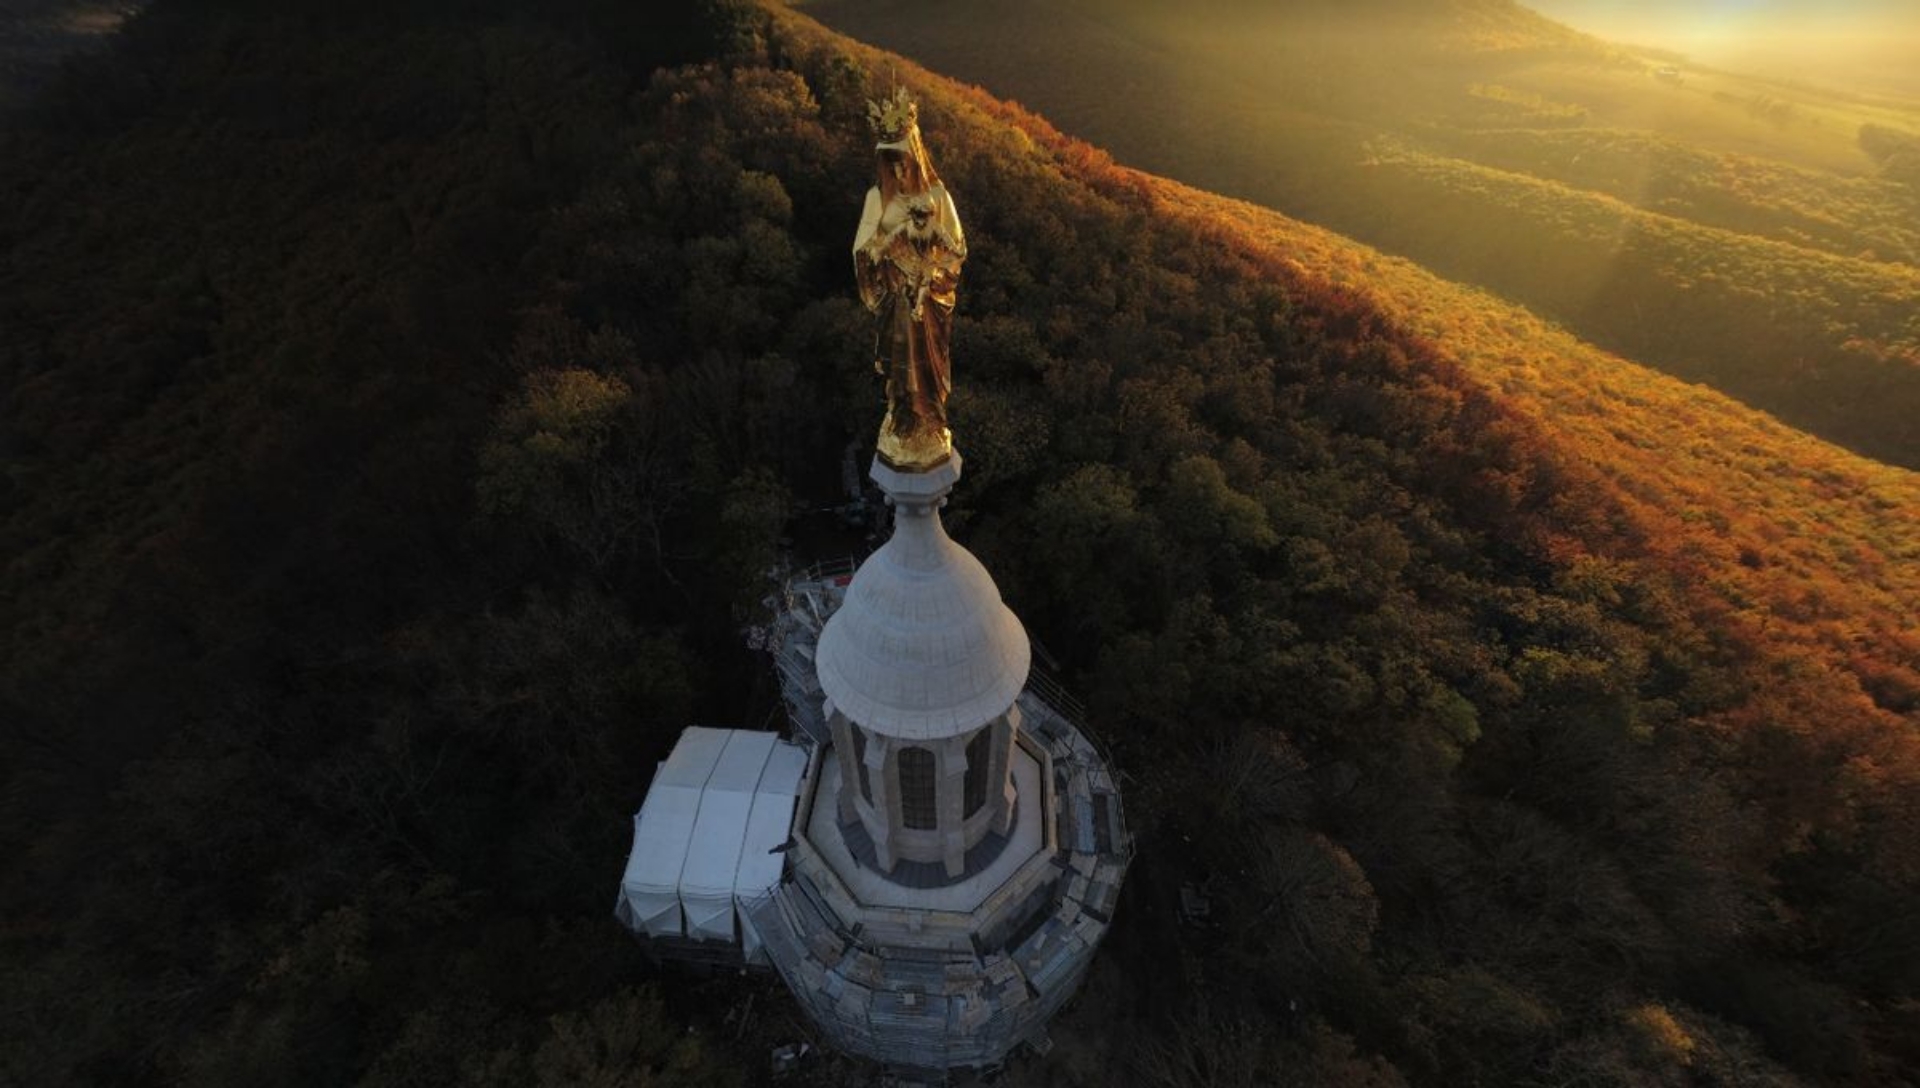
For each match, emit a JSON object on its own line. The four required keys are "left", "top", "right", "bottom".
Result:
{"left": 853, "top": 182, "right": 966, "bottom": 469}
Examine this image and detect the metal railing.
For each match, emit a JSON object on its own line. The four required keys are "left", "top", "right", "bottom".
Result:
{"left": 790, "top": 555, "right": 859, "bottom": 589}
{"left": 1023, "top": 663, "right": 1088, "bottom": 726}
{"left": 1021, "top": 665, "right": 1135, "bottom": 864}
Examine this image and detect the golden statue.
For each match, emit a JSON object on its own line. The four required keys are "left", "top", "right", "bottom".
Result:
{"left": 854, "top": 87, "right": 966, "bottom": 471}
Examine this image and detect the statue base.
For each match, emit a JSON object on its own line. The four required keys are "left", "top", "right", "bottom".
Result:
{"left": 875, "top": 413, "right": 952, "bottom": 473}
{"left": 872, "top": 449, "right": 961, "bottom": 514}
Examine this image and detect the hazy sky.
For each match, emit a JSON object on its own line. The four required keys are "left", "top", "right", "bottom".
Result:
{"left": 1526, "top": 0, "right": 1920, "bottom": 93}
{"left": 1527, "top": 0, "right": 1919, "bottom": 39}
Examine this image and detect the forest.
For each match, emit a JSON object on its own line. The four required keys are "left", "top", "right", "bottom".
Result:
{"left": 800, "top": 0, "right": 1920, "bottom": 469}
{"left": 2, "top": 0, "right": 1918, "bottom": 1085}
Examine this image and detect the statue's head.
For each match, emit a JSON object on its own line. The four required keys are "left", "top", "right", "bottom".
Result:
{"left": 867, "top": 86, "right": 939, "bottom": 197}
{"left": 867, "top": 85, "right": 918, "bottom": 146}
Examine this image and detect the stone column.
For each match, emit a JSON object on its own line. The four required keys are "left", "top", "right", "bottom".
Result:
{"left": 938, "top": 732, "right": 970, "bottom": 878}
{"left": 829, "top": 707, "right": 859, "bottom": 825}
{"left": 866, "top": 732, "right": 896, "bottom": 872}
{"left": 991, "top": 705, "right": 1022, "bottom": 836}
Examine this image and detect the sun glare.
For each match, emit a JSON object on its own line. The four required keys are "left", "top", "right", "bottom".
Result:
{"left": 1527, "top": 1, "right": 1920, "bottom": 97}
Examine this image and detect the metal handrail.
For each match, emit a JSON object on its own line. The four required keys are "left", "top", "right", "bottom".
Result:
{"left": 793, "top": 556, "right": 859, "bottom": 586}
{"left": 1020, "top": 667, "right": 1136, "bottom": 863}
{"left": 1023, "top": 663, "right": 1087, "bottom": 725}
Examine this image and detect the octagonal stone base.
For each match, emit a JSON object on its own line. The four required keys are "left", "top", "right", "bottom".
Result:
{"left": 747, "top": 692, "right": 1129, "bottom": 1073}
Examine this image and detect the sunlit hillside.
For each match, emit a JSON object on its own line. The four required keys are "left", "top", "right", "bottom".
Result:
{"left": 797, "top": 0, "right": 1920, "bottom": 468}
{"left": 3, "top": 0, "right": 1917, "bottom": 1085}
{"left": 0, "top": 0, "right": 139, "bottom": 110}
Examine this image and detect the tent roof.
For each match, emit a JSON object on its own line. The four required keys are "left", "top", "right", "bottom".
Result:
{"left": 618, "top": 728, "right": 809, "bottom": 940}
{"left": 680, "top": 731, "right": 779, "bottom": 897}
{"left": 621, "top": 726, "right": 733, "bottom": 896}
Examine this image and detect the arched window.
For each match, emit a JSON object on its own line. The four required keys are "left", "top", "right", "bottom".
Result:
{"left": 899, "top": 746, "right": 937, "bottom": 830}
{"left": 852, "top": 725, "right": 872, "bottom": 803}
{"left": 963, "top": 727, "right": 991, "bottom": 817}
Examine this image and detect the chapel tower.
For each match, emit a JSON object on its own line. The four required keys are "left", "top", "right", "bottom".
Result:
{"left": 815, "top": 456, "right": 1028, "bottom": 881}
{"left": 617, "top": 87, "right": 1129, "bottom": 1078}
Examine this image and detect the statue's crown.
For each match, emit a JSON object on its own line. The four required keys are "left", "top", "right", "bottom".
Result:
{"left": 866, "top": 86, "right": 919, "bottom": 144}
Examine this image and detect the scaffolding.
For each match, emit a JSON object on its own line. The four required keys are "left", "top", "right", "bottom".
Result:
{"left": 698, "top": 555, "right": 1134, "bottom": 1078}
{"left": 768, "top": 558, "right": 856, "bottom": 747}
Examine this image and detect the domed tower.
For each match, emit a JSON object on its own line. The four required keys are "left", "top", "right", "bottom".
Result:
{"left": 743, "top": 88, "right": 1131, "bottom": 1076}
{"left": 620, "top": 85, "right": 1130, "bottom": 1078}
{"left": 815, "top": 456, "right": 1028, "bottom": 881}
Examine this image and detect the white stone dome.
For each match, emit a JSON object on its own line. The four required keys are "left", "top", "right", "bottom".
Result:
{"left": 816, "top": 456, "right": 1030, "bottom": 742}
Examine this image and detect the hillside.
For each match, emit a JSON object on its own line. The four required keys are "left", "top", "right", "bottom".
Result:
{"left": 798, "top": 0, "right": 1920, "bottom": 468}
{"left": 0, "top": 1, "right": 141, "bottom": 111}
{"left": 3, "top": 0, "right": 1918, "bottom": 1085}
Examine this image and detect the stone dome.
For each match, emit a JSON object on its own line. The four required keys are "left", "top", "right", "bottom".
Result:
{"left": 815, "top": 456, "right": 1030, "bottom": 742}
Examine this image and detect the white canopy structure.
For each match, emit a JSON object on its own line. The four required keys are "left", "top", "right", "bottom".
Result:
{"left": 615, "top": 727, "right": 808, "bottom": 957}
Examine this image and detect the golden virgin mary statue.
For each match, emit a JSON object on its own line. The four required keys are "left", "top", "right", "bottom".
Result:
{"left": 853, "top": 87, "right": 966, "bottom": 471}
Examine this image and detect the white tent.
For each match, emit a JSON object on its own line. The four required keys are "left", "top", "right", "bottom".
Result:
{"left": 616, "top": 727, "right": 809, "bottom": 952}
{"left": 679, "top": 730, "right": 777, "bottom": 941}
{"left": 617, "top": 726, "right": 731, "bottom": 938}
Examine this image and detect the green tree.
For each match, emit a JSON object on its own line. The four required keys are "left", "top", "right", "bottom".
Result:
{"left": 478, "top": 367, "right": 682, "bottom": 576}
{"left": 528, "top": 987, "right": 742, "bottom": 1088}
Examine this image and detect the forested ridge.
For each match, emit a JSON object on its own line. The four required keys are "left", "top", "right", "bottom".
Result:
{"left": 799, "top": 0, "right": 1920, "bottom": 469}
{"left": 2, "top": 0, "right": 1917, "bottom": 1085}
